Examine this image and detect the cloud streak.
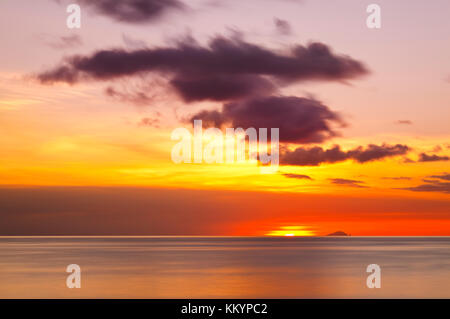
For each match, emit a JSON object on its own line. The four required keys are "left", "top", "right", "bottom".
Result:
{"left": 40, "top": 34, "right": 83, "bottom": 50}
{"left": 330, "top": 178, "right": 368, "bottom": 188}
{"left": 401, "top": 181, "right": 450, "bottom": 194}
{"left": 280, "top": 144, "right": 410, "bottom": 166}
{"left": 282, "top": 173, "right": 313, "bottom": 180}
{"left": 105, "top": 86, "right": 155, "bottom": 106}
{"left": 428, "top": 173, "right": 450, "bottom": 181}
{"left": 418, "top": 153, "right": 450, "bottom": 162}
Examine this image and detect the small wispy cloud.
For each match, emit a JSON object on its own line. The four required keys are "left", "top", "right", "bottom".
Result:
{"left": 138, "top": 116, "right": 161, "bottom": 128}
{"left": 428, "top": 173, "right": 450, "bottom": 181}
{"left": 105, "top": 86, "right": 155, "bottom": 106}
{"left": 395, "top": 120, "right": 412, "bottom": 125}
{"left": 40, "top": 34, "right": 83, "bottom": 50}
{"left": 418, "top": 153, "right": 450, "bottom": 162}
{"left": 274, "top": 18, "right": 292, "bottom": 35}
{"left": 282, "top": 173, "right": 313, "bottom": 180}
{"left": 400, "top": 180, "right": 450, "bottom": 194}
{"left": 329, "top": 178, "right": 368, "bottom": 188}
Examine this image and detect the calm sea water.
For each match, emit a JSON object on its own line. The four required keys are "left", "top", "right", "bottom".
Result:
{"left": 0, "top": 237, "right": 449, "bottom": 298}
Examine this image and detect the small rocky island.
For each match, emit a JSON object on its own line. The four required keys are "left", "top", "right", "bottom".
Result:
{"left": 327, "top": 231, "right": 350, "bottom": 236}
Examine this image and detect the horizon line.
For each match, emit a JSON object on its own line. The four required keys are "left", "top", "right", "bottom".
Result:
{"left": 1, "top": 235, "right": 449, "bottom": 238}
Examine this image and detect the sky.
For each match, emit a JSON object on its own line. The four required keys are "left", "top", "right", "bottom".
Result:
{"left": 0, "top": 0, "right": 449, "bottom": 236}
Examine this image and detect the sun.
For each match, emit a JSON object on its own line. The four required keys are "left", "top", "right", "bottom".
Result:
{"left": 265, "top": 226, "right": 316, "bottom": 237}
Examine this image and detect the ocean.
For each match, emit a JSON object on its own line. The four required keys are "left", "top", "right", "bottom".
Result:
{"left": 0, "top": 236, "right": 449, "bottom": 298}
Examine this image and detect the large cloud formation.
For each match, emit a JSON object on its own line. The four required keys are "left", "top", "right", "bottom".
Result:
{"left": 189, "top": 96, "right": 345, "bottom": 144}
{"left": 280, "top": 144, "right": 410, "bottom": 166}
{"left": 38, "top": 37, "right": 368, "bottom": 102}
{"left": 74, "top": 0, "right": 185, "bottom": 23}
{"left": 37, "top": 34, "right": 373, "bottom": 150}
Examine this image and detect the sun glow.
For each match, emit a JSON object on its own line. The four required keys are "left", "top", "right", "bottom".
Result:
{"left": 265, "top": 226, "right": 316, "bottom": 237}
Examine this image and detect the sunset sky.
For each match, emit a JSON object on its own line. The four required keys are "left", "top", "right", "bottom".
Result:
{"left": 0, "top": 0, "right": 449, "bottom": 236}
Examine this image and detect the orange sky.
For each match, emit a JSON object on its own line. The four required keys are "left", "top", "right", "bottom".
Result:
{"left": 0, "top": 0, "right": 449, "bottom": 236}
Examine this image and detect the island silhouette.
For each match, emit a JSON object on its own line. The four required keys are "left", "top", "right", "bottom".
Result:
{"left": 327, "top": 231, "right": 350, "bottom": 236}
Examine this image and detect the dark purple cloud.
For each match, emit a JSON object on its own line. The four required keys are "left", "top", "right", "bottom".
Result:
{"left": 280, "top": 144, "right": 410, "bottom": 166}
{"left": 189, "top": 95, "right": 345, "bottom": 144}
{"left": 348, "top": 144, "right": 410, "bottom": 163}
{"left": 281, "top": 145, "right": 347, "bottom": 165}
{"left": 37, "top": 37, "right": 368, "bottom": 102}
{"left": 75, "top": 0, "right": 185, "bottom": 23}
{"left": 418, "top": 153, "right": 450, "bottom": 162}
{"left": 329, "top": 178, "right": 368, "bottom": 188}
{"left": 282, "top": 173, "right": 312, "bottom": 180}
{"left": 171, "top": 74, "right": 276, "bottom": 102}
